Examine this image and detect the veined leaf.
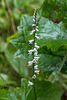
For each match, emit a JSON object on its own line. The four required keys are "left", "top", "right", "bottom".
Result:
{"left": 10, "top": 15, "right": 67, "bottom": 76}
{"left": 11, "top": 15, "right": 67, "bottom": 56}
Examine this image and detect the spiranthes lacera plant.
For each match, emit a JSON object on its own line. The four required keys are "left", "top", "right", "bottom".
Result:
{"left": 28, "top": 9, "right": 40, "bottom": 100}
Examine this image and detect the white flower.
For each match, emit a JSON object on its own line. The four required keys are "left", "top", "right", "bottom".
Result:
{"left": 34, "top": 57, "right": 40, "bottom": 61}
{"left": 33, "top": 15, "right": 35, "bottom": 19}
{"left": 35, "top": 70, "right": 40, "bottom": 74}
{"left": 36, "top": 28, "right": 39, "bottom": 31}
{"left": 29, "top": 39, "right": 34, "bottom": 44}
{"left": 30, "top": 32, "right": 33, "bottom": 35}
{"left": 33, "top": 19, "right": 35, "bottom": 21}
{"left": 28, "top": 61, "right": 33, "bottom": 66}
{"left": 28, "top": 50, "right": 34, "bottom": 54}
{"left": 35, "top": 34, "right": 39, "bottom": 39}
{"left": 33, "top": 48, "right": 37, "bottom": 52}
{"left": 33, "top": 59, "right": 37, "bottom": 63}
{"left": 32, "top": 74, "right": 36, "bottom": 79}
{"left": 34, "top": 51, "right": 38, "bottom": 56}
{"left": 28, "top": 81, "right": 33, "bottom": 86}
{"left": 32, "top": 30, "right": 35, "bottom": 33}
{"left": 35, "top": 43, "right": 39, "bottom": 49}
{"left": 32, "top": 24, "right": 36, "bottom": 26}
{"left": 30, "top": 30, "right": 35, "bottom": 35}
{"left": 36, "top": 26, "right": 38, "bottom": 28}
{"left": 34, "top": 65, "right": 38, "bottom": 69}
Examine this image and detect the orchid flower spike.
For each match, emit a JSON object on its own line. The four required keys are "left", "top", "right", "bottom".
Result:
{"left": 28, "top": 8, "right": 40, "bottom": 86}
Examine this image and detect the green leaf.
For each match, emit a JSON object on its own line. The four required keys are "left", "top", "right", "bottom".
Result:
{"left": 7, "top": 33, "right": 19, "bottom": 43}
{"left": 0, "top": 79, "right": 63, "bottom": 100}
{"left": 11, "top": 15, "right": 67, "bottom": 57}
{"left": 22, "top": 79, "right": 62, "bottom": 100}
{"left": 37, "top": 21, "right": 67, "bottom": 52}
{"left": 0, "top": 89, "right": 18, "bottom": 100}
{"left": 5, "top": 43, "right": 28, "bottom": 77}
{"left": 10, "top": 14, "right": 67, "bottom": 76}
{"left": 39, "top": 0, "right": 67, "bottom": 28}
{"left": 38, "top": 54, "right": 61, "bottom": 77}
{"left": 0, "top": 73, "right": 16, "bottom": 86}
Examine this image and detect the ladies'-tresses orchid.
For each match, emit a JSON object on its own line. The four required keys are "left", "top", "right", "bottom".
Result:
{"left": 28, "top": 81, "right": 33, "bottom": 86}
{"left": 35, "top": 43, "right": 39, "bottom": 49}
{"left": 30, "top": 30, "right": 35, "bottom": 35}
{"left": 34, "top": 65, "right": 38, "bottom": 69}
{"left": 29, "top": 39, "right": 34, "bottom": 44}
{"left": 28, "top": 50, "right": 34, "bottom": 54}
{"left": 32, "top": 74, "right": 36, "bottom": 79}
{"left": 28, "top": 9, "right": 40, "bottom": 87}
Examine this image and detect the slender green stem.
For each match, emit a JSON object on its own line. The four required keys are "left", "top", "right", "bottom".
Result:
{"left": 52, "top": 52, "right": 67, "bottom": 83}
{"left": 32, "top": 54, "right": 37, "bottom": 100}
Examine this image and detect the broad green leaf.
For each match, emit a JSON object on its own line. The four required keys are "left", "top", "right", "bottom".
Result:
{"left": 11, "top": 15, "right": 67, "bottom": 56}
{"left": 10, "top": 15, "right": 67, "bottom": 76}
{"left": 37, "top": 21, "right": 67, "bottom": 52}
{"left": 38, "top": 54, "right": 61, "bottom": 77}
{"left": 5, "top": 43, "right": 28, "bottom": 77}
{"left": 23, "top": 79, "right": 62, "bottom": 100}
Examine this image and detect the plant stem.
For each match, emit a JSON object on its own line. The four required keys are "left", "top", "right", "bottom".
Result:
{"left": 4, "top": 0, "right": 16, "bottom": 33}
{"left": 32, "top": 55, "right": 37, "bottom": 100}
{"left": 32, "top": 8, "right": 37, "bottom": 100}
{"left": 52, "top": 51, "right": 67, "bottom": 83}
{"left": 33, "top": 79, "right": 37, "bottom": 100}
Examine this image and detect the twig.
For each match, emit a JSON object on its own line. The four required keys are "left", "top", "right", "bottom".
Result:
{"left": 4, "top": 0, "right": 16, "bottom": 33}
{"left": 52, "top": 52, "right": 67, "bottom": 83}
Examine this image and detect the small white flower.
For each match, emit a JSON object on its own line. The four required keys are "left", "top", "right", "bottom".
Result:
{"left": 28, "top": 61, "right": 33, "bottom": 66}
{"left": 36, "top": 26, "right": 38, "bottom": 28}
{"left": 32, "top": 74, "right": 36, "bottom": 79}
{"left": 33, "top": 19, "right": 35, "bottom": 21}
{"left": 36, "top": 28, "right": 39, "bottom": 31}
{"left": 32, "top": 24, "right": 36, "bottom": 26}
{"left": 32, "top": 30, "right": 35, "bottom": 33}
{"left": 35, "top": 43, "right": 39, "bottom": 49}
{"left": 30, "top": 32, "right": 33, "bottom": 35}
{"left": 34, "top": 65, "right": 38, "bottom": 69}
{"left": 35, "top": 34, "right": 39, "bottom": 39}
{"left": 33, "top": 15, "right": 35, "bottom": 19}
{"left": 28, "top": 81, "right": 33, "bottom": 86}
{"left": 29, "top": 39, "right": 34, "bottom": 44}
{"left": 33, "top": 48, "right": 37, "bottom": 52}
{"left": 28, "top": 50, "right": 34, "bottom": 54}
{"left": 30, "top": 30, "right": 35, "bottom": 35}
{"left": 34, "top": 57, "right": 40, "bottom": 61}
{"left": 35, "top": 70, "right": 40, "bottom": 74}
{"left": 34, "top": 51, "right": 38, "bottom": 56}
{"left": 33, "top": 59, "right": 37, "bottom": 63}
